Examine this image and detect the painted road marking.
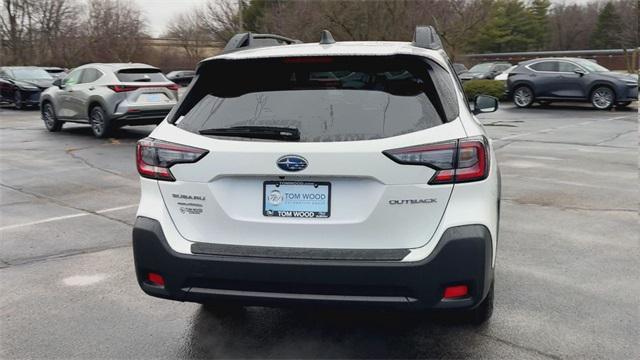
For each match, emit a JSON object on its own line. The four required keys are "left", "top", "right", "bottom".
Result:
{"left": 0, "top": 204, "right": 137, "bottom": 231}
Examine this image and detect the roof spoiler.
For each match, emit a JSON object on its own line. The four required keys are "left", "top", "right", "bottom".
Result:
{"left": 222, "top": 32, "right": 302, "bottom": 54}
{"left": 412, "top": 26, "right": 443, "bottom": 50}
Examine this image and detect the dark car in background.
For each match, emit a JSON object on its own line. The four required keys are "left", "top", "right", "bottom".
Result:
{"left": 42, "top": 67, "right": 68, "bottom": 79}
{"left": 459, "top": 62, "right": 512, "bottom": 81}
{"left": 0, "top": 66, "right": 55, "bottom": 109}
{"left": 507, "top": 57, "right": 638, "bottom": 109}
{"left": 452, "top": 63, "right": 468, "bottom": 75}
{"left": 165, "top": 70, "right": 195, "bottom": 87}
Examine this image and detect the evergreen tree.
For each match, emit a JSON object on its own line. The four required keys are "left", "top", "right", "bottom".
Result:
{"left": 590, "top": 2, "right": 623, "bottom": 49}
{"left": 471, "top": 0, "right": 537, "bottom": 53}
{"left": 529, "top": 0, "right": 551, "bottom": 50}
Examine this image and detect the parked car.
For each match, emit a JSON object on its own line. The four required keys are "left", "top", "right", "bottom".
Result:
{"left": 165, "top": 70, "right": 195, "bottom": 87}
{"left": 133, "top": 27, "right": 501, "bottom": 324}
{"left": 452, "top": 63, "right": 468, "bottom": 75}
{"left": 0, "top": 66, "right": 55, "bottom": 109}
{"left": 42, "top": 67, "right": 68, "bottom": 79}
{"left": 459, "top": 62, "right": 512, "bottom": 81}
{"left": 494, "top": 65, "right": 517, "bottom": 81}
{"left": 507, "top": 57, "right": 638, "bottom": 109}
{"left": 40, "top": 63, "right": 179, "bottom": 138}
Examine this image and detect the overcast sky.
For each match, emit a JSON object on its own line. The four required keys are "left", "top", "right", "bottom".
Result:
{"left": 134, "top": 0, "right": 600, "bottom": 37}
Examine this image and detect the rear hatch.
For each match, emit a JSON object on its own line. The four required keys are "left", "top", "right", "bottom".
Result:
{"left": 115, "top": 68, "right": 178, "bottom": 107}
{"left": 146, "top": 55, "right": 466, "bottom": 250}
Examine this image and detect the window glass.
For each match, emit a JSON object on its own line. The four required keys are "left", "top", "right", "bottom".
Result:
{"left": 530, "top": 61, "right": 559, "bottom": 72}
{"left": 176, "top": 56, "right": 458, "bottom": 142}
{"left": 63, "top": 69, "right": 83, "bottom": 86}
{"left": 573, "top": 59, "right": 609, "bottom": 72}
{"left": 80, "top": 68, "right": 102, "bottom": 83}
{"left": 9, "top": 68, "right": 53, "bottom": 80}
{"left": 116, "top": 68, "right": 167, "bottom": 82}
{"left": 558, "top": 62, "right": 581, "bottom": 72}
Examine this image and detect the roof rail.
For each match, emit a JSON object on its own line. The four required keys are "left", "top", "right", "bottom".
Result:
{"left": 222, "top": 32, "right": 302, "bottom": 54}
{"left": 412, "top": 26, "right": 442, "bottom": 50}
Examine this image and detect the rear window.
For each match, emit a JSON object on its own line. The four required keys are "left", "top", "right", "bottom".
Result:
{"left": 116, "top": 68, "right": 167, "bottom": 82}
{"left": 174, "top": 56, "right": 459, "bottom": 142}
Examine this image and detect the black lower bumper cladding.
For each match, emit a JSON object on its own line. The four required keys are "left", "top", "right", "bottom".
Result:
{"left": 132, "top": 217, "right": 493, "bottom": 310}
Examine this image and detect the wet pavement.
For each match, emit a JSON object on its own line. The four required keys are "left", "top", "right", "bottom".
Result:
{"left": 1, "top": 102, "right": 638, "bottom": 359}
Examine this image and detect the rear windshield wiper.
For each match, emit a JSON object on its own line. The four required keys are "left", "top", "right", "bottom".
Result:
{"left": 199, "top": 126, "right": 300, "bottom": 141}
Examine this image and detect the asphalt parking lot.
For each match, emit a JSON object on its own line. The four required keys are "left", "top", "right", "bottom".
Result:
{"left": 1, "top": 103, "right": 638, "bottom": 359}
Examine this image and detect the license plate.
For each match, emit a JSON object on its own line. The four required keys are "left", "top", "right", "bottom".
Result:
{"left": 140, "top": 93, "right": 163, "bottom": 103}
{"left": 263, "top": 181, "right": 330, "bottom": 218}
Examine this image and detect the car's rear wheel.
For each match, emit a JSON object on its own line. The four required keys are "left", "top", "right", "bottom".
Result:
{"left": 14, "top": 91, "right": 24, "bottom": 110}
{"left": 513, "top": 86, "right": 534, "bottom": 108}
{"left": 89, "top": 105, "right": 111, "bottom": 138}
{"left": 42, "top": 102, "right": 63, "bottom": 132}
{"left": 590, "top": 86, "right": 615, "bottom": 110}
{"left": 462, "top": 280, "right": 494, "bottom": 325}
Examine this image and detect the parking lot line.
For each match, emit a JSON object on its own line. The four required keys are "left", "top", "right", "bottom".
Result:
{"left": 0, "top": 204, "right": 137, "bottom": 231}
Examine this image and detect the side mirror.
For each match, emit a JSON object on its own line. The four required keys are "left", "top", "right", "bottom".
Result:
{"left": 574, "top": 68, "right": 586, "bottom": 76}
{"left": 473, "top": 95, "right": 499, "bottom": 115}
{"left": 53, "top": 78, "right": 63, "bottom": 88}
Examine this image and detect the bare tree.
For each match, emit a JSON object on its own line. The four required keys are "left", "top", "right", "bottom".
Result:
{"left": 165, "top": 8, "right": 213, "bottom": 62}
{"left": 84, "top": 0, "right": 147, "bottom": 62}
{"left": 201, "top": 0, "right": 244, "bottom": 42}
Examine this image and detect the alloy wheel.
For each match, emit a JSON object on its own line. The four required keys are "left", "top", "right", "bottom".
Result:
{"left": 43, "top": 104, "right": 55, "bottom": 128}
{"left": 514, "top": 87, "right": 533, "bottom": 107}
{"left": 591, "top": 87, "right": 614, "bottom": 109}
{"left": 90, "top": 108, "right": 105, "bottom": 135}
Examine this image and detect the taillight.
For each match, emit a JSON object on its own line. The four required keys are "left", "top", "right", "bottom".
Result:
{"left": 384, "top": 137, "right": 489, "bottom": 184}
{"left": 108, "top": 84, "right": 180, "bottom": 92}
{"left": 108, "top": 85, "right": 138, "bottom": 92}
{"left": 136, "top": 138, "right": 208, "bottom": 181}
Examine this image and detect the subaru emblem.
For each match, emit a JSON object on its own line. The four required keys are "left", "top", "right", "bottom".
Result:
{"left": 277, "top": 155, "right": 308, "bottom": 172}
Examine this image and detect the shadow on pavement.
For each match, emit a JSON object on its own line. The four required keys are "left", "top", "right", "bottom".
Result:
{"left": 178, "top": 306, "right": 485, "bottom": 359}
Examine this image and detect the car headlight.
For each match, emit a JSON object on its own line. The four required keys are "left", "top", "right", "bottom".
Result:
{"left": 623, "top": 80, "right": 638, "bottom": 86}
{"left": 18, "top": 85, "right": 38, "bottom": 90}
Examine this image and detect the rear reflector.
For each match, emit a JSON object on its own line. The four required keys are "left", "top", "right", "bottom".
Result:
{"left": 136, "top": 138, "right": 208, "bottom": 181}
{"left": 147, "top": 272, "right": 165, "bottom": 286}
{"left": 443, "top": 285, "right": 468, "bottom": 299}
{"left": 383, "top": 136, "right": 489, "bottom": 184}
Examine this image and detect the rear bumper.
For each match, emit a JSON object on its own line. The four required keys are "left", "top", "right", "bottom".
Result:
{"left": 133, "top": 217, "right": 493, "bottom": 310}
{"left": 112, "top": 109, "right": 171, "bottom": 125}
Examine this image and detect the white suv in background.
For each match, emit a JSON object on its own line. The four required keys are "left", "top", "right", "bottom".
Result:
{"left": 133, "top": 27, "right": 501, "bottom": 324}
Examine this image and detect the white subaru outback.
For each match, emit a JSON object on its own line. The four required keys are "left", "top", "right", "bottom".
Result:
{"left": 133, "top": 27, "right": 501, "bottom": 324}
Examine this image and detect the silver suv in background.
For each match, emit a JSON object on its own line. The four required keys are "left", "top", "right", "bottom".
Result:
{"left": 40, "top": 63, "right": 179, "bottom": 138}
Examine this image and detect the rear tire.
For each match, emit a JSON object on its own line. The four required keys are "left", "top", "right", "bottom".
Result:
{"left": 462, "top": 281, "right": 494, "bottom": 325}
{"left": 89, "top": 105, "right": 111, "bottom": 138}
{"left": 590, "top": 86, "right": 615, "bottom": 110}
{"left": 513, "top": 86, "right": 534, "bottom": 108}
{"left": 42, "top": 102, "right": 63, "bottom": 132}
{"left": 14, "top": 91, "right": 24, "bottom": 110}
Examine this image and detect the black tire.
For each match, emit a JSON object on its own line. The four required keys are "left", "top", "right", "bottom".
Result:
{"left": 89, "top": 105, "right": 111, "bottom": 138}
{"left": 590, "top": 86, "right": 615, "bottom": 110}
{"left": 14, "top": 91, "right": 24, "bottom": 110}
{"left": 616, "top": 101, "right": 631, "bottom": 108}
{"left": 462, "top": 281, "right": 494, "bottom": 325}
{"left": 42, "top": 102, "right": 63, "bottom": 132}
{"left": 513, "top": 86, "right": 534, "bottom": 108}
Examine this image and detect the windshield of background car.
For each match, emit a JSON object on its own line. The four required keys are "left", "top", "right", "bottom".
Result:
{"left": 116, "top": 68, "right": 168, "bottom": 82}
{"left": 174, "top": 55, "right": 459, "bottom": 142}
{"left": 469, "top": 63, "right": 493, "bottom": 72}
{"left": 573, "top": 59, "right": 609, "bottom": 72}
{"left": 10, "top": 68, "right": 53, "bottom": 80}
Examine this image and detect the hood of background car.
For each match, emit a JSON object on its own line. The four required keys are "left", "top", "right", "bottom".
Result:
{"left": 15, "top": 79, "right": 53, "bottom": 90}
{"left": 459, "top": 72, "right": 485, "bottom": 80}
